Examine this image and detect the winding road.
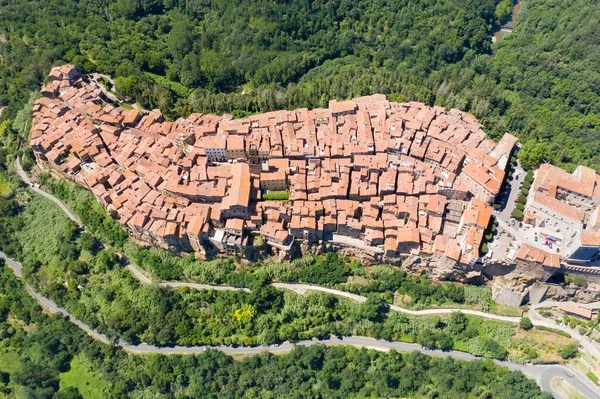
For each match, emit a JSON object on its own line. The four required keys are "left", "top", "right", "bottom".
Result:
{"left": 6, "top": 158, "right": 600, "bottom": 398}
{"left": 15, "top": 158, "right": 79, "bottom": 223}
{"left": 2, "top": 251, "right": 598, "bottom": 399}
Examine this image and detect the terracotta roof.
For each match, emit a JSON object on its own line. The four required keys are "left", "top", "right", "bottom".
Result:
{"left": 516, "top": 243, "right": 561, "bottom": 268}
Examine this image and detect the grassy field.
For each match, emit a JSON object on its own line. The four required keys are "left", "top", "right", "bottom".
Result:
{"left": 0, "top": 350, "right": 27, "bottom": 399}
{"left": 0, "top": 350, "right": 21, "bottom": 374}
{"left": 59, "top": 354, "right": 108, "bottom": 399}
{"left": 0, "top": 171, "right": 11, "bottom": 198}
{"left": 509, "top": 326, "right": 577, "bottom": 363}
{"left": 145, "top": 72, "right": 190, "bottom": 98}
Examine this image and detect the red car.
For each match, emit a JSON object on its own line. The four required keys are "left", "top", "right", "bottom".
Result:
{"left": 514, "top": 199, "right": 519, "bottom": 203}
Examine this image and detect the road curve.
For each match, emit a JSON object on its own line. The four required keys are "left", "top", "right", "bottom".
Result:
{"left": 2, "top": 252, "right": 599, "bottom": 399}
{"left": 15, "top": 158, "right": 79, "bottom": 223}
{"left": 125, "top": 265, "right": 250, "bottom": 292}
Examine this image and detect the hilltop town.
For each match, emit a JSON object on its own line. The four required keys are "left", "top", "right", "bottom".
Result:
{"left": 29, "top": 66, "right": 600, "bottom": 287}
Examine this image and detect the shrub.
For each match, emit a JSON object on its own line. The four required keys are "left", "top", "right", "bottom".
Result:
{"left": 512, "top": 209, "right": 523, "bottom": 220}
{"left": 516, "top": 203, "right": 525, "bottom": 211}
{"left": 480, "top": 243, "right": 488, "bottom": 254}
{"left": 535, "top": 326, "right": 571, "bottom": 337}
{"left": 572, "top": 275, "right": 588, "bottom": 288}
{"left": 519, "top": 317, "right": 533, "bottom": 330}
{"left": 558, "top": 343, "right": 578, "bottom": 359}
{"left": 464, "top": 286, "right": 492, "bottom": 311}
{"left": 262, "top": 190, "right": 290, "bottom": 200}
{"left": 523, "top": 347, "right": 538, "bottom": 361}
{"left": 518, "top": 194, "right": 527, "bottom": 204}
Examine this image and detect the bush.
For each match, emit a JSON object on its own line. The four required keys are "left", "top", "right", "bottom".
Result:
{"left": 522, "top": 181, "right": 531, "bottom": 190}
{"left": 512, "top": 209, "right": 523, "bottom": 220}
{"left": 519, "top": 317, "right": 533, "bottom": 330}
{"left": 524, "top": 171, "right": 534, "bottom": 183}
{"left": 480, "top": 243, "right": 489, "bottom": 254}
{"left": 464, "top": 286, "right": 492, "bottom": 311}
{"left": 523, "top": 347, "right": 538, "bottom": 361}
{"left": 572, "top": 275, "right": 588, "bottom": 288}
{"left": 518, "top": 194, "right": 527, "bottom": 204}
{"left": 558, "top": 343, "right": 578, "bottom": 359}
{"left": 516, "top": 203, "right": 525, "bottom": 211}
{"left": 262, "top": 190, "right": 290, "bottom": 201}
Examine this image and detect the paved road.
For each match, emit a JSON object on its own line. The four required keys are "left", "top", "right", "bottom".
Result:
{"left": 125, "top": 264, "right": 250, "bottom": 292}
{"left": 2, "top": 253, "right": 598, "bottom": 399}
{"left": 497, "top": 163, "right": 524, "bottom": 223}
{"left": 2, "top": 249, "right": 599, "bottom": 398}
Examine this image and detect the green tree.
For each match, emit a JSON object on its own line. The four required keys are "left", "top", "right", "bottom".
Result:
{"left": 519, "top": 317, "right": 533, "bottom": 331}
{"left": 54, "top": 387, "right": 83, "bottom": 399}
{"left": 512, "top": 209, "right": 523, "bottom": 220}
{"left": 519, "top": 140, "right": 550, "bottom": 171}
{"left": 417, "top": 329, "right": 436, "bottom": 348}
{"left": 558, "top": 343, "right": 578, "bottom": 359}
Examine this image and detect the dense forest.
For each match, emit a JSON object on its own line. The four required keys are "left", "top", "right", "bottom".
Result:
{"left": 0, "top": 260, "right": 553, "bottom": 398}
{"left": 1, "top": 0, "right": 599, "bottom": 171}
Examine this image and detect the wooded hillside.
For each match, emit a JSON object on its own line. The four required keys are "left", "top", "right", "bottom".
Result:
{"left": 0, "top": 0, "right": 597, "bottom": 167}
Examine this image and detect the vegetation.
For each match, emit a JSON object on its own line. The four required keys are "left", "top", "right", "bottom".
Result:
{"left": 0, "top": 0, "right": 599, "bottom": 171}
{"left": 1, "top": 259, "right": 553, "bottom": 398}
{"left": 0, "top": 189, "right": 522, "bottom": 357}
{"left": 59, "top": 354, "right": 108, "bottom": 399}
{"left": 37, "top": 174, "right": 128, "bottom": 248}
{"left": 587, "top": 371, "right": 599, "bottom": 386}
{"left": 519, "top": 317, "right": 534, "bottom": 331}
{"left": 572, "top": 275, "right": 588, "bottom": 288}
{"left": 535, "top": 325, "right": 572, "bottom": 338}
{"left": 509, "top": 326, "right": 577, "bottom": 363}
{"left": 262, "top": 190, "right": 290, "bottom": 201}
{"left": 558, "top": 343, "right": 578, "bottom": 360}
{"left": 512, "top": 208, "right": 523, "bottom": 220}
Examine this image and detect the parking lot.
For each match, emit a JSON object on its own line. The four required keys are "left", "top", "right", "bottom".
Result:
{"left": 487, "top": 160, "right": 525, "bottom": 261}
